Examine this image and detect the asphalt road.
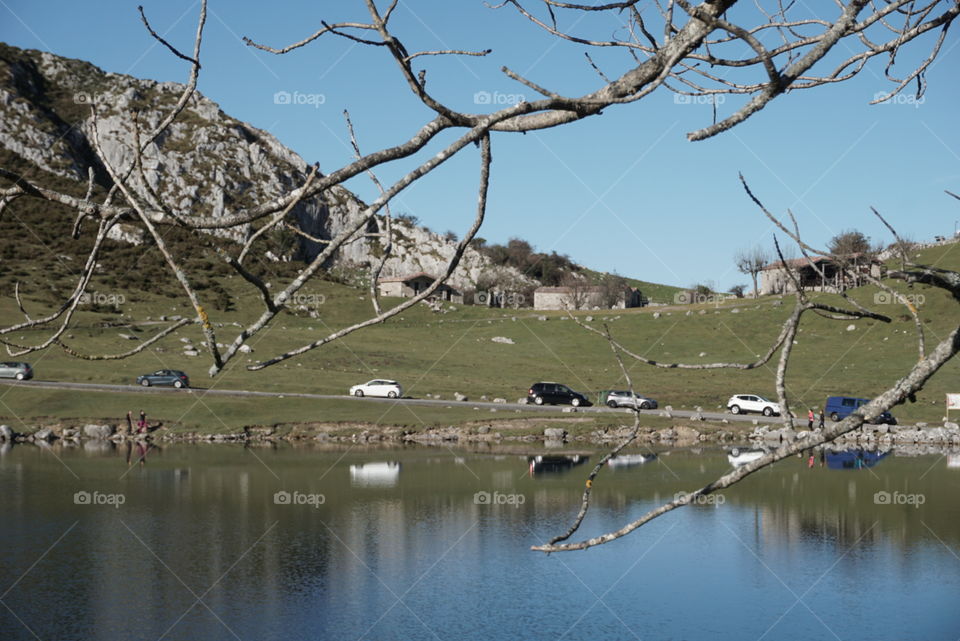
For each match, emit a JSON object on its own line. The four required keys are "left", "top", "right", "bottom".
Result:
{"left": 0, "top": 378, "right": 792, "bottom": 426}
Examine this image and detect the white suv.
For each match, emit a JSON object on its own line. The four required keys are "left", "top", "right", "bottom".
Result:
{"left": 727, "top": 394, "right": 780, "bottom": 416}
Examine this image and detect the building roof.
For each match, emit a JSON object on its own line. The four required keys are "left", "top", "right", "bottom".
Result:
{"left": 377, "top": 271, "right": 439, "bottom": 283}
{"left": 762, "top": 253, "right": 880, "bottom": 271}
{"left": 761, "top": 256, "right": 830, "bottom": 271}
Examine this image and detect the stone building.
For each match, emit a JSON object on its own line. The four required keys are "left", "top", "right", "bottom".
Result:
{"left": 377, "top": 272, "right": 463, "bottom": 303}
{"left": 533, "top": 285, "right": 644, "bottom": 310}
{"left": 759, "top": 256, "right": 883, "bottom": 296}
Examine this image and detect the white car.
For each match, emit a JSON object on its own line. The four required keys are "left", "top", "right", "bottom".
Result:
{"left": 350, "top": 379, "right": 403, "bottom": 398}
{"left": 727, "top": 394, "right": 780, "bottom": 416}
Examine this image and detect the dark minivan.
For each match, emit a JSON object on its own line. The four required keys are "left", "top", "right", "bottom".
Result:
{"left": 825, "top": 396, "right": 896, "bottom": 425}
{"left": 527, "top": 382, "right": 590, "bottom": 407}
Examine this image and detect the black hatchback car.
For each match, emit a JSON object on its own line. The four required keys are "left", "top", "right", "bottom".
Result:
{"left": 527, "top": 382, "right": 591, "bottom": 407}
{"left": 136, "top": 369, "right": 190, "bottom": 388}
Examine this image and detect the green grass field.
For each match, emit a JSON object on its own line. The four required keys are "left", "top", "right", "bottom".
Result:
{"left": 1, "top": 234, "right": 958, "bottom": 430}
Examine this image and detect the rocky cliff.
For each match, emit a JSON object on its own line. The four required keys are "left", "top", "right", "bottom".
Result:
{"left": 0, "top": 42, "right": 527, "bottom": 291}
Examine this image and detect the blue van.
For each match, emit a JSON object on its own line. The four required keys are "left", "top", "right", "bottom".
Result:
{"left": 824, "top": 396, "right": 896, "bottom": 425}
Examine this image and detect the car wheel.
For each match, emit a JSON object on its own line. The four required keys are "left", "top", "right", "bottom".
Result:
{"left": 534, "top": 396, "right": 544, "bottom": 405}
{"left": 641, "top": 401, "right": 652, "bottom": 410}
{"left": 606, "top": 400, "right": 618, "bottom": 408}
{"left": 730, "top": 405, "right": 741, "bottom": 415}
{"left": 763, "top": 407, "right": 773, "bottom": 417}
{"left": 174, "top": 380, "right": 183, "bottom": 389}
{"left": 15, "top": 373, "right": 24, "bottom": 380}
{"left": 141, "top": 379, "right": 151, "bottom": 387}
{"left": 830, "top": 412, "right": 840, "bottom": 422}
{"left": 571, "top": 397, "right": 581, "bottom": 407}
{"left": 730, "top": 448, "right": 740, "bottom": 457}
{"left": 387, "top": 391, "right": 398, "bottom": 398}
{"left": 354, "top": 390, "right": 364, "bottom": 397}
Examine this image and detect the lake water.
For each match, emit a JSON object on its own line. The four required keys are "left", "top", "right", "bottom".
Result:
{"left": 1, "top": 442, "right": 958, "bottom": 640}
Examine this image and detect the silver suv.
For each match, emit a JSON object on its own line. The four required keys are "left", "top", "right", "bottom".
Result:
{"left": 727, "top": 394, "right": 780, "bottom": 416}
{"left": 605, "top": 390, "right": 658, "bottom": 409}
{"left": 0, "top": 362, "right": 33, "bottom": 380}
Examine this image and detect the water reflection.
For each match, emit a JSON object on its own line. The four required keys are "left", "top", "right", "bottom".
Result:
{"left": 527, "top": 454, "right": 588, "bottom": 477}
{"left": 824, "top": 448, "right": 890, "bottom": 470}
{"left": 1, "top": 443, "right": 959, "bottom": 640}
{"left": 349, "top": 461, "right": 401, "bottom": 487}
{"left": 606, "top": 453, "right": 656, "bottom": 468}
{"left": 727, "top": 447, "right": 769, "bottom": 467}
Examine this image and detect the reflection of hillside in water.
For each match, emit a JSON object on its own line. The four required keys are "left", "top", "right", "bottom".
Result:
{"left": 723, "top": 448, "right": 960, "bottom": 551}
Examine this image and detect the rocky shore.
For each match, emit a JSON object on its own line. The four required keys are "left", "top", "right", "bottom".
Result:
{"left": 2, "top": 416, "right": 959, "bottom": 448}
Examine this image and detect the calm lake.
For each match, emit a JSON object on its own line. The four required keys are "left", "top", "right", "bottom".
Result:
{"left": 1, "top": 442, "right": 958, "bottom": 640}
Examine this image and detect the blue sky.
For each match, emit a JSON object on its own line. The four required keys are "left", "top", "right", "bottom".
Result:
{"left": 2, "top": 0, "right": 958, "bottom": 291}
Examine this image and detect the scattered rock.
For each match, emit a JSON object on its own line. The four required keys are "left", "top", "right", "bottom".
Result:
{"left": 491, "top": 336, "right": 515, "bottom": 344}
{"left": 239, "top": 344, "right": 253, "bottom": 354}
{"left": 183, "top": 349, "right": 199, "bottom": 357}
{"left": 478, "top": 425, "right": 490, "bottom": 434}
{"left": 537, "top": 315, "right": 548, "bottom": 321}
{"left": 493, "top": 398, "right": 507, "bottom": 404}
{"left": 585, "top": 316, "right": 593, "bottom": 322}
{"left": 33, "top": 428, "right": 55, "bottom": 441}
{"left": 83, "top": 424, "right": 116, "bottom": 440}
{"left": 674, "top": 426, "right": 700, "bottom": 441}
{"left": 562, "top": 407, "right": 577, "bottom": 413}
{"left": 544, "top": 428, "right": 567, "bottom": 439}
{"left": 0, "top": 425, "right": 12, "bottom": 441}
{"left": 653, "top": 312, "right": 661, "bottom": 319}
{"left": 118, "top": 333, "right": 138, "bottom": 341}
{"left": 454, "top": 392, "right": 468, "bottom": 402}
{"left": 846, "top": 324, "right": 856, "bottom": 331}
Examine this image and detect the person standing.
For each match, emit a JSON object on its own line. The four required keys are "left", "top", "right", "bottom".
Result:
{"left": 807, "top": 408, "right": 814, "bottom": 429}
{"left": 818, "top": 410, "right": 825, "bottom": 429}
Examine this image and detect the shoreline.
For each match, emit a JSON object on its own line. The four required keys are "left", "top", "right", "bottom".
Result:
{"left": 2, "top": 415, "right": 959, "bottom": 449}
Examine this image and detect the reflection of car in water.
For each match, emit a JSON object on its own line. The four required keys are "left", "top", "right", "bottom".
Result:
{"left": 350, "top": 461, "right": 401, "bottom": 487}
{"left": 825, "top": 449, "right": 889, "bottom": 470}
{"left": 528, "top": 454, "right": 589, "bottom": 477}
{"left": 727, "top": 447, "right": 767, "bottom": 467}
{"left": 607, "top": 453, "right": 657, "bottom": 468}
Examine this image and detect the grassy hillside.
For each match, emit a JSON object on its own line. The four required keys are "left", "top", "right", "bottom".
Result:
{"left": 1, "top": 180, "right": 958, "bottom": 430}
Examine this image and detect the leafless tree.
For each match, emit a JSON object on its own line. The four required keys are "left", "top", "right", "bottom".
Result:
{"left": 1, "top": 0, "right": 957, "bottom": 380}
{"left": 734, "top": 246, "right": 770, "bottom": 298}
{"left": 534, "top": 180, "right": 960, "bottom": 552}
